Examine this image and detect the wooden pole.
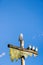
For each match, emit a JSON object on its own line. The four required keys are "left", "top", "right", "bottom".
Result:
{"left": 20, "top": 40, "right": 25, "bottom": 65}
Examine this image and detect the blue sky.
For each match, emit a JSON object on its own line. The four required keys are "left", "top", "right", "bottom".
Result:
{"left": 0, "top": 0, "right": 43, "bottom": 65}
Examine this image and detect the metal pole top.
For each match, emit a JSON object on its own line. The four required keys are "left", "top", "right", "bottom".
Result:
{"left": 19, "top": 33, "right": 24, "bottom": 41}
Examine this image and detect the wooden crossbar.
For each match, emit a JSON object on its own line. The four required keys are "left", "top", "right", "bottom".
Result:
{"left": 8, "top": 44, "right": 38, "bottom": 55}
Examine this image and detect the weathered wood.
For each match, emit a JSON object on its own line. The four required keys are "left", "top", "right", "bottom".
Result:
{"left": 8, "top": 44, "right": 38, "bottom": 55}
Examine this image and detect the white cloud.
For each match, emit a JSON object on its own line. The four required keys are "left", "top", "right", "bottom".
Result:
{"left": 0, "top": 52, "right": 6, "bottom": 58}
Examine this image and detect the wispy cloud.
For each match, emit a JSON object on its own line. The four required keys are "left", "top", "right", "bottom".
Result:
{"left": 32, "top": 33, "right": 43, "bottom": 40}
{"left": 0, "top": 52, "right": 6, "bottom": 58}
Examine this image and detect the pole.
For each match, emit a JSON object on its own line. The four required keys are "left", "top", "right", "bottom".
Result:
{"left": 20, "top": 40, "right": 25, "bottom": 65}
